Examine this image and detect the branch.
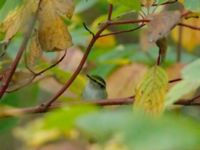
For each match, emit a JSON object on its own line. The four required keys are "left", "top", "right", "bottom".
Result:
{"left": 0, "top": 0, "right": 43, "bottom": 99}
{"left": 5, "top": 50, "right": 67, "bottom": 93}
{"left": 41, "top": 4, "right": 129, "bottom": 111}
{"left": 107, "top": 19, "right": 150, "bottom": 26}
{"left": 83, "top": 23, "right": 95, "bottom": 38}
{"left": 169, "top": 78, "right": 182, "bottom": 83}
{"left": 1, "top": 94, "right": 200, "bottom": 118}
{"left": 99, "top": 24, "right": 145, "bottom": 37}
{"left": 41, "top": 23, "right": 109, "bottom": 111}
{"left": 176, "top": 21, "right": 183, "bottom": 62}
{"left": 107, "top": 4, "right": 113, "bottom": 21}
{"left": 178, "top": 23, "right": 200, "bottom": 30}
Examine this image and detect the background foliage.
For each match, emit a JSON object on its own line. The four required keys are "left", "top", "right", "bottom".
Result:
{"left": 0, "top": 0, "right": 200, "bottom": 150}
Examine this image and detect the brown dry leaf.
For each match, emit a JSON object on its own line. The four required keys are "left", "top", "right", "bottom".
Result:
{"left": 167, "top": 63, "right": 185, "bottom": 83}
{"left": 39, "top": 77, "right": 77, "bottom": 98}
{"left": 147, "top": 11, "right": 181, "bottom": 42}
{"left": 38, "top": 0, "right": 74, "bottom": 51}
{"left": 107, "top": 63, "right": 147, "bottom": 98}
{"left": 40, "top": 142, "right": 86, "bottom": 150}
{"left": 53, "top": 0, "right": 74, "bottom": 19}
{"left": 0, "top": 0, "right": 39, "bottom": 42}
{"left": 27, "top": 33, "right": 43, "bottom": 66}
{"left": 7, "top": 70, "right": 34, "bottom": 92}
{"left": 171, "top": 18, "right": 200, "bottom": 52}
{"left": 58, "top": 47, "right": 87, "bottom": 72}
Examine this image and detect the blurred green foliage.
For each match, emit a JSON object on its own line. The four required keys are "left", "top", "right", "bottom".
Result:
{"left": 0, "top": 0, "right": 200, "bottom": 150}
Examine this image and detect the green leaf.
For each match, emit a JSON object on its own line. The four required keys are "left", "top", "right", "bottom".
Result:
{"left": 166, "top": 59, "right": 200, "bottom": 106}
{"left": 0, "top": 0, "right": 22, "bottom": 21}
{"left": 76, "top": 109, "right": 200, "bottom": 149}
{"left": 43, "top": 105, "right": 97, "bottom": 131}
{"left": 75, "top": 0, "right": 99, "bottom": 13}
{"left": 165, "top": 80, "right": 200, "bottom": 106}
{"left": 108, "top": 0, "right": 141, "bottom": 11}
{"left": 182, "top": 59, "right": 200, "bottom": 80}
{"left": 184, "top": 0, "right": 200, "bottom": 12}
{"left": 50, "top": 67, "right": 86, "bottom": 96}
{"left": 0, "top": 117, "right": 18, "bottom": 132}
{"left": 0, "top": 0, "right": 6, "bottom": 9}
{"left": 134, "top": 66, "right": 168, "bottom": 115}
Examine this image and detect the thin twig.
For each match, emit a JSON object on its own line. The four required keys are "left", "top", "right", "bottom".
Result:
{"left": 176, "top": 20, "right": 183, "bottom": 62}
{"left": 6, "top": 51, "right": 67, "bottom": 93}
{"left": 178, "top": 23, "right": 200, "bottom": 30}
{"left": 107, "top": 4, "right": 113, "bottom": 21}
{"left": 35, "top": 50, "right": 67, "bottom": 76}
{"left": 157, "top": 48, "right": 161, "bottom": 65}
{"left": 99, "top": 24, "right": 145, "bottom": 37}
{"left": 41, "top": 4, "right": 116, "bottom": 111}
{"left": 107, "top": 19, "right": 150, "bottom": 26}
{"left": 83, "top": 23, "right": 95, "bottom": 38}
{"left": 169, "top": 78, "right": 182, "bottom": 83}
{"left": 41, "top": 24, "right": 109, "bottom": 111}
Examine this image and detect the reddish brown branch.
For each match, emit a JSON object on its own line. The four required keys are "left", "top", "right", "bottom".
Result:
{"left": 1, "top": 95, "right": 200, "bottom": 118}
{"left": 169, "top": 78, "right": 182, "bottom": 83}
{"left": 41, "top": 8, "right": 199, "bottom": 111}
{"left": 41, "top": 4, "right": 118, "bottom": 111}
{"left": 107, "top": 4, "right": 113, "bottom": 21}
{"left": 107, "top": 19, "right": 150, "bottom": 26}
{"left": 176, "top": 22, "right": 183, "bottom": 62}
{"left": 157, "top": 48, "right": 162, "bottom": 65}
{"left": 42, "top": 23, "right": 110, "bottom": 111}
{"left": 0, "top": 1, "right": 42, "bottom": 99}
{"left": 5, "top": 51, "right": 67, "bottom": 93}
{"left": 99, "top": 24, "right": 145, "bottom": 37}
{"left": 178, "top": 23, "right": 200, "bottom": 30}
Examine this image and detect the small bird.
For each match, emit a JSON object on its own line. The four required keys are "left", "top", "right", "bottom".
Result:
{"left": 82, "top": 74, "right": 108, "bottom": 100}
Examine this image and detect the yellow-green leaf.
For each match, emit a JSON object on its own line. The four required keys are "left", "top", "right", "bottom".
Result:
{"left": 134, "top": 66, "right": 168, "bottom": 116}
{"left": 27, "top": 33, "right": 43, "bottom": 66}
{"left": 0, "top": 0, "right": 39, "bottom": 42}
{"left": 165, "top": 59, "right": 200, "bottom": 106}
{"left": 38, "top": 0, "right": 74, "bottom": 51}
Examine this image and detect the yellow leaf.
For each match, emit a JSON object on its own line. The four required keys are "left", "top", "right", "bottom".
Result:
{"left": 8, "top": 70, "right": 34, "bottom": 92}
{"left": 95, "top": 30, "right": 116, "bottom": 48}
{"left": 178, "top": 0, "right": 184, "bottom": 3}
{"left": 27, "top": 33, "right": 43, "bottom": 66}
{"left": 14, "top": 119, "right": 60, "bottom": 148}
{"left": 171, "top": 18, "right": 200, "bottom": 52}
{"left": 38, "top": 0, "right": 74, "bottom": 51}
{"left": 0, "top": 0, "right": 39, "bottom": 42}
{"left": 52, "top": 0, "right": 74, "bottom": 19}
{"left": 134, "top": 66, "right": 168, "bottom": 116}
